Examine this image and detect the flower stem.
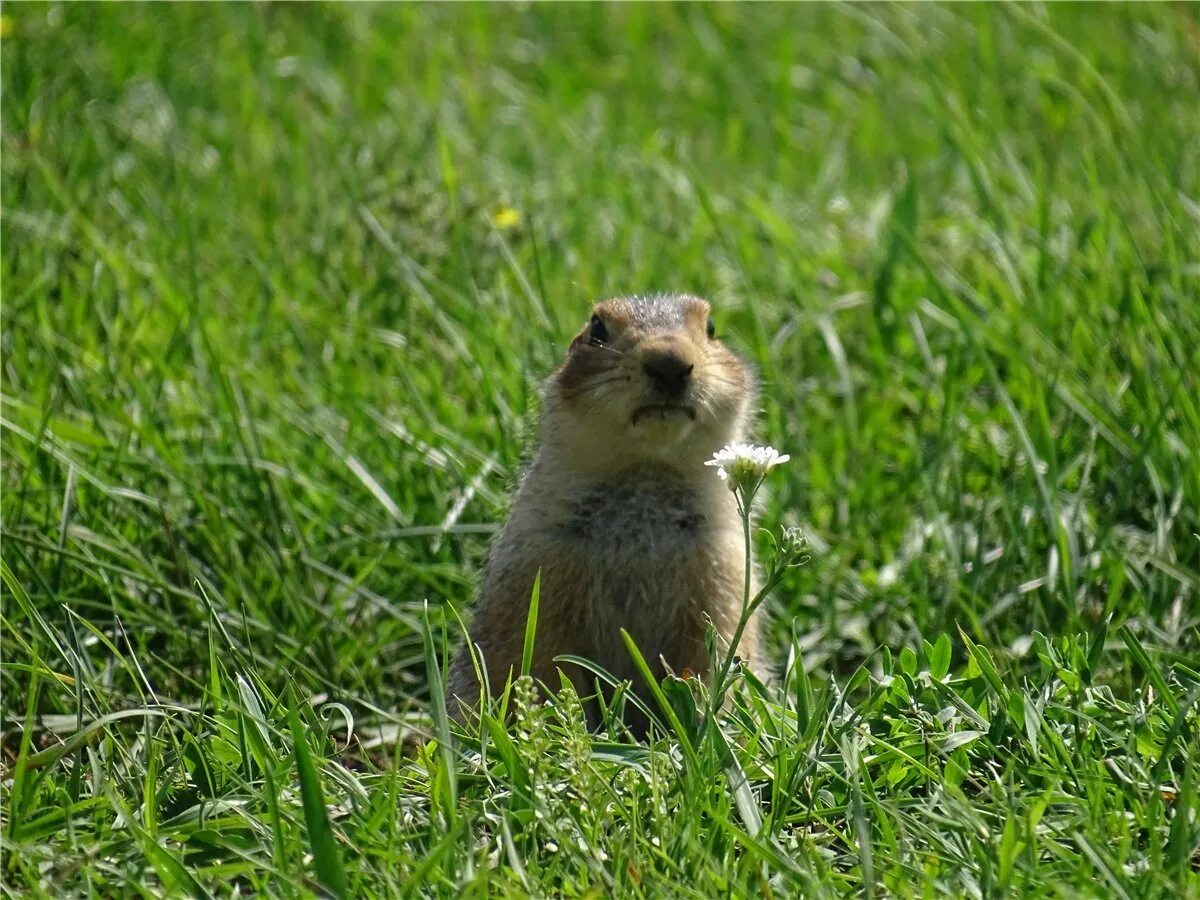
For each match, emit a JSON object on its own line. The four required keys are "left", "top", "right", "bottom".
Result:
{"left": 740, "top": 495, "right": 752, "bottom": 637}
{"left": 710, "top": 487, "right": 757, "bottom": 713}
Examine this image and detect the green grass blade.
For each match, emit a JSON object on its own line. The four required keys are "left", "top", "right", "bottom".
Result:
{"left": 520, "top": 568, "right": 542, "bottom": 678}
{"left": 288, "top": 698, "right": 349, "bottom": 899}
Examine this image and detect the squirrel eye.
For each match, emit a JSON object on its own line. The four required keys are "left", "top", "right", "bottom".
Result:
{"left": 588, "top": 315, "right": 609, "bottom": 345}
{"left": 706, "top": 317, "right": 716, "bottom": 339}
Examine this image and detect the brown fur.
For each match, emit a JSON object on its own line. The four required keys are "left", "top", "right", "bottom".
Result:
{"left": 447, "top": 294, "right": 765, "bottom": 727}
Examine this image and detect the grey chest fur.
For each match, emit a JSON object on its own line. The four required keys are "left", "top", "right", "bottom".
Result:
{"left": 562, "top": 476, "right": 710, "bottom": 557}
{"left": 551, "top": 472, "right": 732, "bottom": 659}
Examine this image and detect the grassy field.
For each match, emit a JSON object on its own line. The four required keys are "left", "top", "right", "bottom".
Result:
{"left": 3, "top": 3, "right": 1199, "bottom": 896}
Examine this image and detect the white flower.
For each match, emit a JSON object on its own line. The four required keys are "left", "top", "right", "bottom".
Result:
{"left": 705, "top": 443, "right": 790, "bottom": 487}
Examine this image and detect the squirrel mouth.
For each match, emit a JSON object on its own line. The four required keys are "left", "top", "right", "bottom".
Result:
{"left": 632, "top": 403, "right": 697, "bottom": 425}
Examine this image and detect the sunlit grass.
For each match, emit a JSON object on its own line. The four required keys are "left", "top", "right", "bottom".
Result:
{"left": 2, "top": 4, "right": 1198, "bottom": 895}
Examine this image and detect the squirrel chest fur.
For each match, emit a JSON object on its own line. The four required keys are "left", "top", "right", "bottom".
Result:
{"left": 447, "top": 294, "right": 765, "bottom": 719}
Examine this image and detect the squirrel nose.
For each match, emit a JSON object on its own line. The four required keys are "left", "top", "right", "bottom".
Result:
{"left": 642, "top": 351, "right": 694, "bottom": 397}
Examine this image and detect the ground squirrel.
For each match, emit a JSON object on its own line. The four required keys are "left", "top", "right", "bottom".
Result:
{"left": 447, "top": 294, "right": 766, "bottom": 727}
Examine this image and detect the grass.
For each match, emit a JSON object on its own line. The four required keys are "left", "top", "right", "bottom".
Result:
{"left": 3, "top": 3, "right": 1199, "bottom": 895}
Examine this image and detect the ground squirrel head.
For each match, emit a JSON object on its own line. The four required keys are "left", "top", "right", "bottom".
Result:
{"left": 542, "top": 294, "right": 754, "bottom": 475}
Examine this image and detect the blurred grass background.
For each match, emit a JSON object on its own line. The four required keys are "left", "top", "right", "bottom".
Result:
{"left": 3, "top": 3, "right": 1199, "bottom": 895}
